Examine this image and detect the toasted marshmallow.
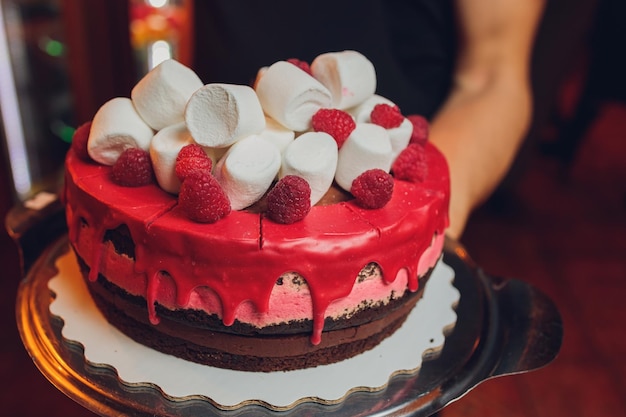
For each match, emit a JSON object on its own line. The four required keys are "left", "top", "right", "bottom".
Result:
{"left": 213, "top": 135, "right": 281, "bottom": 210}
{"left": 280, "top": 132, "right": 338, "bottom": 206}
{"left": 253, "top": 66, "right": 268, "bottom": 90}
{"left": 149, "top": 122, "right": 195, "bottom": 194}
{"left": 335, "top": 123, "right": 393, "bottom": 192}
{"left": 255, "top": 61, "right": 332, "bottom": 132}
{"left": 87, "top": 97, "right": 154, "bottom": 166}
{"left": 185, "top": 83, "right": 266, "bottom": 148}
{"left": 311, "top": 51, "right": 376, "bottom": 110}
{"left": 131, "top": 59, "right": 203, "bottom": 131}
{"left": 259, "top": 117, "right": 295, "bottom": 154}
{"left": 347, "top": 94, "right": 395, "bottom": 123}
{"left": 388, "top": 118, "right": 413, "bottom": 160}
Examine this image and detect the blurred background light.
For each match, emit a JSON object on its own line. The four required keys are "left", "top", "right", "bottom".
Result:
{"left": 0, "top": 2, "right": 32, "bottom": 199}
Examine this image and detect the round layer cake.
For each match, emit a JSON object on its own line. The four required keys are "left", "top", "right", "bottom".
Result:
{"left": 62, "top": 52, "right": 450, "bottom": 372}
{"left": 64, "top": 142, "right": 448, "bottom": 372}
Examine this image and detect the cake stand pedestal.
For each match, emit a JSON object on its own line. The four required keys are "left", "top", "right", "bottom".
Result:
{"left": 8, "top": 195, "right": 563, "bottom": 416}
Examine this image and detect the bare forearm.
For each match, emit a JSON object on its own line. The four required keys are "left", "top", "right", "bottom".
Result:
{"left": 430, "top": 73, "right": 532, "bottom": 239}
{"left": 429, "top": 0, "right": 544, "bottom": 239}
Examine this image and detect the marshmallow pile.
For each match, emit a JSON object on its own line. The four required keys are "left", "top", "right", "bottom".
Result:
{"left": 86, "top": 51, "right": 420, "bottom": 219}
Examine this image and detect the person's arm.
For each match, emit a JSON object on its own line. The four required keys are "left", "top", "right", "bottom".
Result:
{"left": 429, "top": 0, "right": 545, "bottom": 240}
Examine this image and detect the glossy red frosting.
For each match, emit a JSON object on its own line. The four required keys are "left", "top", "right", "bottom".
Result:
{"left": 64, "top": 142, "right": 449, "bottom": 345}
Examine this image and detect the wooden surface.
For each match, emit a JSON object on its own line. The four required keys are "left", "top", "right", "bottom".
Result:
{"left": 1, "top": 103, "right": 625, "bottom": 417}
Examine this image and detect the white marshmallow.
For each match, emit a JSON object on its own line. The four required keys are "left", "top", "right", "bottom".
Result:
{"left": 131, "top": 59, "right": 203, "bottom": 131}
{"left": 185, "top": 83, "right": 266, "bottom": 148}
{"left": 280, "top": 132, "right": 338, "bottom": 206}
{"left": 388, "top": 118, "right": 413, "bottom": 160}
{"left": 349, "top": 96, "right": 411, "bottom": 159}
{"left": 311, "top": 50, "right": 376, "bottom": 110}
{"left": 213, "top": 135, "right": 281, "bottom": 210}
{"left": 259, "top": 117, "right": 295, "bottom": 154}
{"left": 149, "top": 122, "right": 195, "bottom": 194}
{"left": 87, "top": 97, "right": 154, "bottom": 166}
{"left": 255, "top": 61, "right": 332, "bottom": 132}
{"left": 347, "top": 94, "right": 395, "bottom": 123}
{"left": 335, "top": 123, "right": 393, "bottom": 192}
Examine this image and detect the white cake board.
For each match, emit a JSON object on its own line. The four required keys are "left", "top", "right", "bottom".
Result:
{"left": 49, "top": 249, "right": 459, "bottom": 410}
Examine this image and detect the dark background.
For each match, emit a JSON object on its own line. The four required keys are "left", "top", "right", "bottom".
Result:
{"left": 1, "top": 0, "right": 625, "bottom": 415}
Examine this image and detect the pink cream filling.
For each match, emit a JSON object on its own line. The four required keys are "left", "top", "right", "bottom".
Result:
{"left": 75, "top": 232, "right": 443, "bottom": 327}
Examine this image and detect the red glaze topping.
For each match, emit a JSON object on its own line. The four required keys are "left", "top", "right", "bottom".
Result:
{"left": 64, "top": 142, "right": 449, "bottom": 345}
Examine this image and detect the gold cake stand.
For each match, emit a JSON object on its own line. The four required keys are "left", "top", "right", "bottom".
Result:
{"left": 9, "top": 195, "right": 563, "bottom": 417}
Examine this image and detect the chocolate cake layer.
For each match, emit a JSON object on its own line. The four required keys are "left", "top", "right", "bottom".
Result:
{"left": 88, "top": 279, "right": 421, "bottom": 372}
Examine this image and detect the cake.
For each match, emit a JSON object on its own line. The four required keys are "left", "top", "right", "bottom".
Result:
{"left": 63, "top": 51, "right": 450, "bottom": 372}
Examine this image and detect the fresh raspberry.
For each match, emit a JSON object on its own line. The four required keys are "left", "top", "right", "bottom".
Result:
{"left": 176, "top": 143, "right": 208, "bottom": 161}
{"left": 407, "top": 114, "right": 429, "bottom": 145}
{"left": 110, "top": 148, "right": 154, "bottom": 187}
{"left": 71, "top": 121, "right": 92, "bottom": 161}
{"left": 175, "top": 156, "right": 212, "bottom": 182}
{"left": 311, "top": 108, "right": 356, "bottom": 148}
{"left": 350, "top": 169, "right": 394, "bottom": 209}
{"left": 175, "top": 143, "right": 212, "bottom": 181}
{"left": 370, "top": 103, "right": 404, "bottom": 129}
{"left": 266, "top": 175, "right": 311, "bottom": 224}
{"left": 178, "top": 171, "right": 231, "bottom": 223}
{"left": 286, "top": 58, "right": 312, "bottom": 75}
{"left": 391, "top": 144, "right": 428, "bottom": 182}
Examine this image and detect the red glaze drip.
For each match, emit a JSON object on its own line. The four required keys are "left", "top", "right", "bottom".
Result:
{"left": 146, "top": 269, "right": 162, "bottom": 325}
{"left": 88, "top": 240, "right": 103, "bottom": 282}
{"left": 64, "top": 142, "right": 450, "bottom": 345}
